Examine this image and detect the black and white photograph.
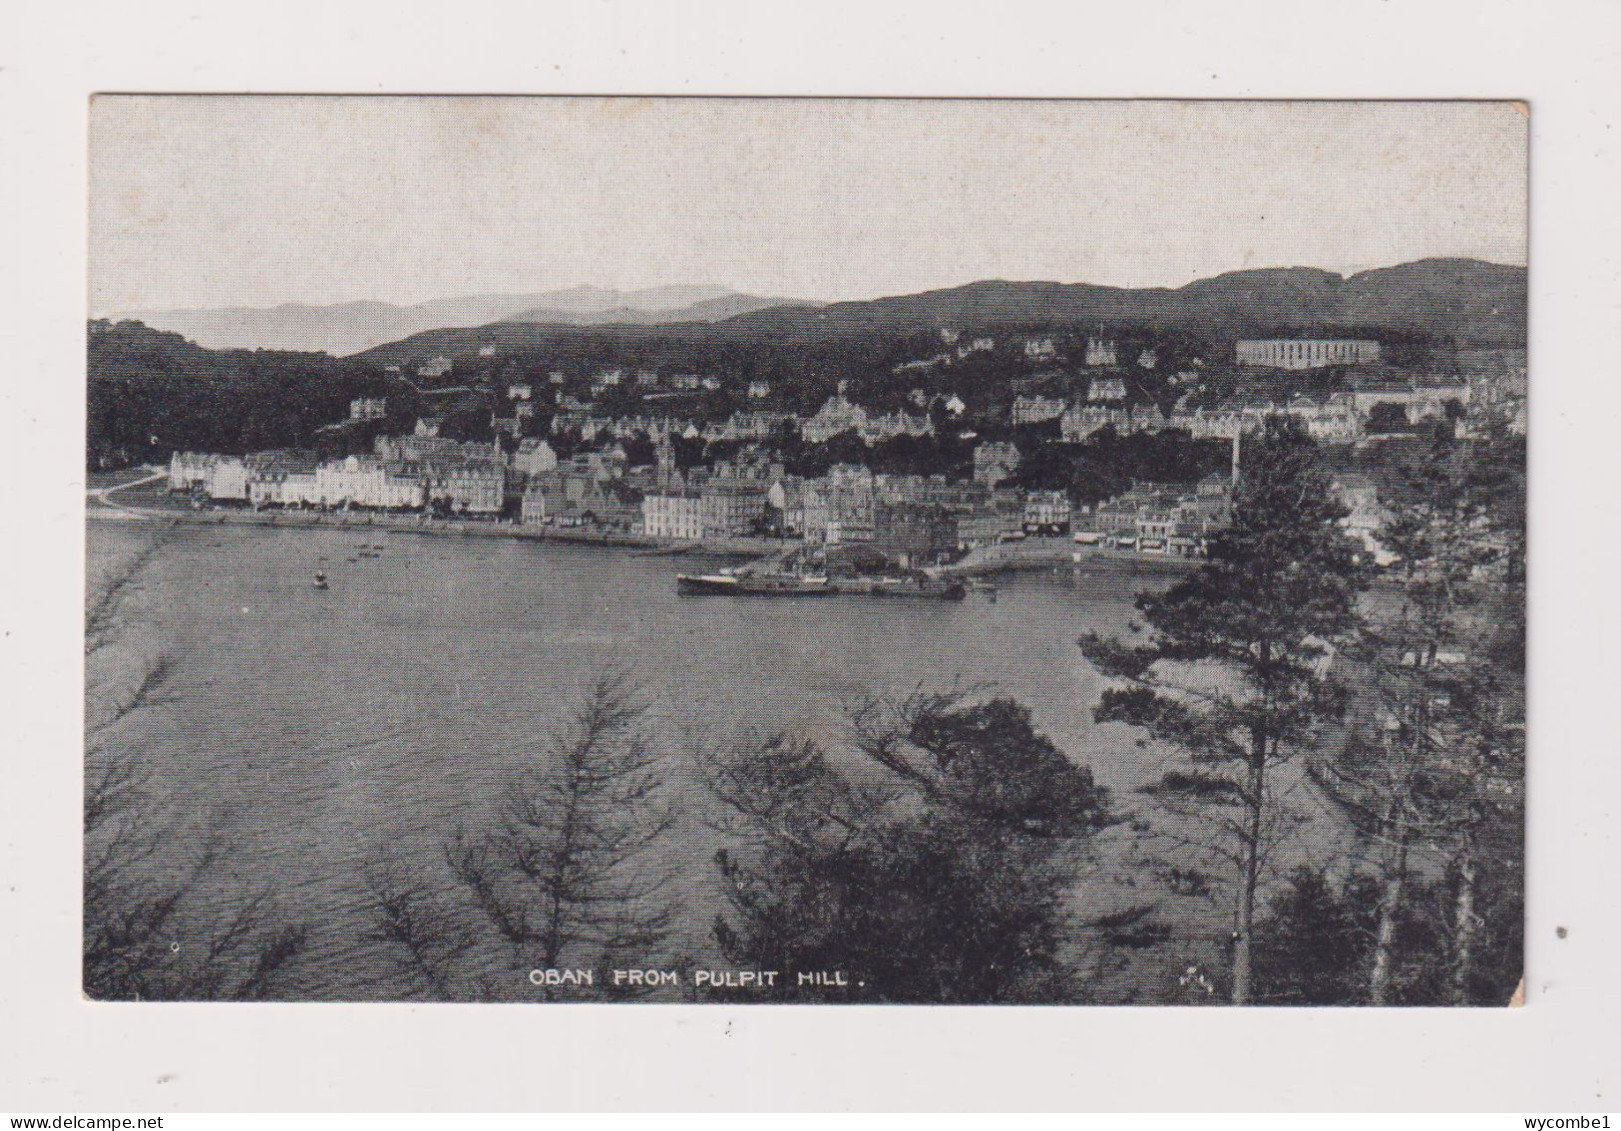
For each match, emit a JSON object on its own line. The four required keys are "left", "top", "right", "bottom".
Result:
{"left": 9, "top": 0, "right": 1621, "bottom": 1114}
{"left": 81, "top": 96, "right": 1529, "bottom": 1009}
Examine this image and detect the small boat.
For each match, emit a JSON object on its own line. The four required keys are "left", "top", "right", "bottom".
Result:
{"left": 313, "top": 571, "right": 329, "bottom": 591}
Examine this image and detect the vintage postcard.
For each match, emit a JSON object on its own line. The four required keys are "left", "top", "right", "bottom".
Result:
{"left": 84, "top": 97, "right": 1527, "bottom": 1006}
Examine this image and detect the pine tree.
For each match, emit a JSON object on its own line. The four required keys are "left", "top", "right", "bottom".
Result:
{"left": 85, "top": 532, "right": 308, "bottom": 1000}
{"left": 1323, "top": 426, "right": 1525, "bottom": 1005}
{"left": 1079, "top": 417, "right": 1366, "bottom": 1003}
{"left": 382, "top": 671, "right": 676, "bottom": 1001}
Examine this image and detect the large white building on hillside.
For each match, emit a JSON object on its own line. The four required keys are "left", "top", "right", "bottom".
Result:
{"left": 1236, "top": 339, "right": 1381, "bottom": 369}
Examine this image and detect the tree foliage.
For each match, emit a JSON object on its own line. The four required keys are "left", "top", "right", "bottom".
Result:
{"left": 84, "top": 532, "right": 309, "bottom": 1000}
{"left": 704, "top": 692, "right": 1109, "bottom": 1003}
{"left": 1079, "top": 416, "right": 1368, "bottom": 1002}
{"left": 1251, "top": 859, "right": 1522, "bottom": 1006}
{"left": 1320, "top": 423, "right": 1525, "bottom": 1004}
{"left": 369, "top": 671, "right": 675, "bottom": 1000}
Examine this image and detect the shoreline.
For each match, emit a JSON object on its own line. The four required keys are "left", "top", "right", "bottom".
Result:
{"left": 88, "top": 501, "right": 1211, "bottom": 575}
{"left": 85, "top": 500, "right": 783, "bottom": 560}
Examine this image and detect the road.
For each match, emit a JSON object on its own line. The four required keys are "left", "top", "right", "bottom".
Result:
{"left": 86, "top": 468, "right": 166, "bottom": 518}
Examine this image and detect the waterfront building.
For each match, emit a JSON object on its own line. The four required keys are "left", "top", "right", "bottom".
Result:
{"left": 167, "top": 452, "right": 249, "bottom": 500}
{"left": 1236, "top": 339, "right": 1382, "bottom": 370}
{"left": 243, "top": 450, "right": 320, "bottom": 507}
{"left": 956, "top": 500, "right": 1024, "bottom": 548}
{"left": 207, "top": 457, "right": 249, "bottom": 502}
{"left": 562, "top": 479, "right": 643, "bottom": 531}
{"left": 521, "top": 473, "right": 566, "bottom": 525}
{"left": 800, "top": 482, "right": 830, "bottom": 544}
{"left": 276, "top": 471, "right": 322, "bottom": 507}
{"left": 800, "top": 479, "right": 875, "bottom": 545}
{"left": 873, "top": 474, "right": 983, "bottom": 511}
{"left": 699, "top": 482, "right": 769, "bottom": 539}
{"left": 641, "top": 490, "right": 703, "bottom": 540}
{"left": 873, "top": 503, "right": 958, "bottom": 568}
{"left": 311, "top": 454, "right": 425, "bottom": 510}
{"left": 1082, "top": 476, "right": 1233, "bottom": 556}
{"left": 168, "top": 451, "right": 216, "bottom": 493}
{"left": 1023, "top": 489, "right": 1072, "bottom": 533}
{"left": 412, "top": 456, "right": 503, "bottom": 514}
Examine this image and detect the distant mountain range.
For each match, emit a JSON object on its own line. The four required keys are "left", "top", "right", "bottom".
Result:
{"left": 720, "top": 259, "right": 1526, "bottom": 346}
{"left": 114, "top": 258, "right": 1525, "bottom": 360}
{"left": 115, "top": 285, "right": 815, "bottom": 356}
{"left": 351, "top": 258, "right": 1525, "bottom": 363}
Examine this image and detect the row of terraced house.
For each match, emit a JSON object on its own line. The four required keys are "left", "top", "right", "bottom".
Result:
{"left": 168, "top": 438, "right": 508, "bottom": 514}
{"left": 1046, "top": 383, "right": 1472, "bottom": 445}
{"left": 1073, "top": 475, "right": 1236, "bottom": 557}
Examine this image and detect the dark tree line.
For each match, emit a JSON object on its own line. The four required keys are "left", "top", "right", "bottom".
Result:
{"left": 88, "top": 321, "right": 408, "bottom": 469}
{"left": 1012, "top": 427, "right": 1234, "bottom": 506}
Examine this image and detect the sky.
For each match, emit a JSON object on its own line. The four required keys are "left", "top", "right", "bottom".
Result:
{"left": 89, "top": 97, "right": 1528, "bottom": 314}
